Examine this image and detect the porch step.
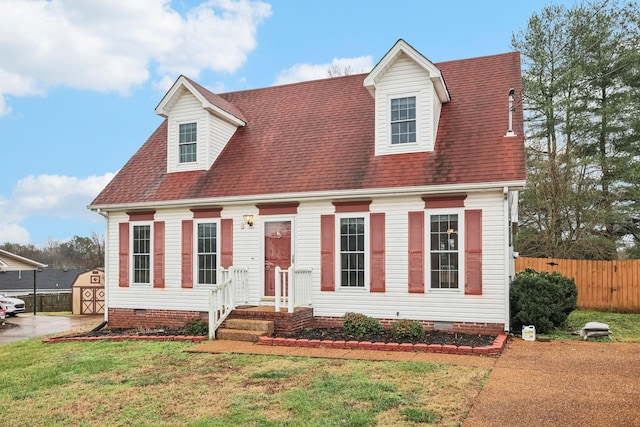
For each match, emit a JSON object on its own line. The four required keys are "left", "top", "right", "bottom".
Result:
{"left": 216, "top": 319, "right": 274, "bottom": 342}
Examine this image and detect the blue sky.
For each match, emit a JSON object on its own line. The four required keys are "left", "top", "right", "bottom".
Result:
{"left": 0, "top": 0, "right": 576, "bottom": 246}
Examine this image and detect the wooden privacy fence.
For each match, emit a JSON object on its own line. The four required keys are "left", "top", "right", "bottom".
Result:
{"left": 18, "top": 292, "right": 72, "bottom": 313}
{"left": 515, "top": 257, "right": 640, "bottom": 313}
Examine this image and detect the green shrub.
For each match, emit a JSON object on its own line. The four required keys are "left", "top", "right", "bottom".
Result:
{"left": 184, "top": 318, "right": 209, "bottom": 335}
{"left": 510, "top": 268, "right": 578, "bottom": 334}
{"left": 343, "top": 312, "right": 384, "bottom": 337}
{"left": 391, "top": 319, "right": 425, "bottom": 341}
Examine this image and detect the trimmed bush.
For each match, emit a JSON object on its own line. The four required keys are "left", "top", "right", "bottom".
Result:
{"left": 184, "top": 318, "right": 209, "bottom": 336}
{"left": 510, "top": 268, "right": 578, "bottom": 334}
{"left": 391, "top": 319, "right": 425, "bottom": 341}
{"left": 343, "top": 312, "right": 384, "bottom": 337}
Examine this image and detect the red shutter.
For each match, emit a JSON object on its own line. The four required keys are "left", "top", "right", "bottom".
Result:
{"left": 408, "top": 211, "right": 424, "bottom": 293}
{"left": 153, "top": 221, "right": 165, "bottom": 288}
{"left": 465, "top": 209, "right": 483, "bottom": 295}
{"left": 118, "top": 222, "right": 129, "bottom": 287}
{"left": 370, "top": 213, "right": 385, "bottom": 292}
{"left": 181, "top": 220, "right": 193, "bottom": 288}
{"left": 320, "top": 214, "right": 335, "bottom": 291}
{"left": 220, "top": 218, "right": 233, "bottom": 269}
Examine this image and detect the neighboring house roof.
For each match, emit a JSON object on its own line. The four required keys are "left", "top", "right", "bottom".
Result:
{"left": 0, "top": 249, "right": 48, "bottom": 271}
{"left": 0, "top": 268, "right": 86, "bottom": 291}
{"left": 91, "top": 51, "right": 525, "bottom": 208}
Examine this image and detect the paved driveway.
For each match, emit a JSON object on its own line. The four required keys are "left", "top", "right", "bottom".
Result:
{"left": 0, "top": 314, "right": 104, "bottom": 344}
{"left": 464, "top": 339, "right": 640, "bottom": 426}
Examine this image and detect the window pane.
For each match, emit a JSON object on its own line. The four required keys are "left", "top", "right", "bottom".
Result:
{"left": 339, "top": 217, "right": 365, "bottom": 287}
{"left": 179, "top": 123, "right": 197, "bottom": 163}
{"left": 390, "top": 97, "right": 416, "bottom": 145}
{"left": 197, "top": 223, "right": 217, "bottom": 285}
{"left": 132, "top": 225, "right": 151, "bottom": 284}
{"left": 430, "top": 214, "right": 459, "bottom": 289}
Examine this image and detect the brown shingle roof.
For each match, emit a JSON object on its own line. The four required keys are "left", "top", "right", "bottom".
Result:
{"left": 91, "top": 52, "right": 525, "bottom": 207}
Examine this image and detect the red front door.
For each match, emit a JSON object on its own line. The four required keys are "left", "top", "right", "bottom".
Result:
{"left": 264, "top": 221, "right": 292, "bottom": 297}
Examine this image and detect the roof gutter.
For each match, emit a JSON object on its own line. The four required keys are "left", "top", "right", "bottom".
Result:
{"left": 88, "top": 180, "right": 526, "bottom": 212}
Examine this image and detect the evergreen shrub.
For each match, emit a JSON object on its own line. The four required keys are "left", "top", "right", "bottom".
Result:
{"left": 510, "top": 268, "right": 578, "bottom": 334}
{"left": 343, "top": 312, "right": 384, "bottom": 337}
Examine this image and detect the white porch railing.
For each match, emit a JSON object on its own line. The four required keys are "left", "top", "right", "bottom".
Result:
{"left": 274, "top": 266, "right": 313, "bottom": 313}
{"left": 208, "top": 267, "right": 248, "bottom": 340}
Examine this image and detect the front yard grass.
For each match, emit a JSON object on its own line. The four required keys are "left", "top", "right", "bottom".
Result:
{"left": 0, "top": 338, "right": 489, "bottom": 426}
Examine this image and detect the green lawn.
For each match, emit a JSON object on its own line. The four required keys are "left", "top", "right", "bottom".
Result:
{"left": 0, "top": 338, "right": 488, "bottom": 426}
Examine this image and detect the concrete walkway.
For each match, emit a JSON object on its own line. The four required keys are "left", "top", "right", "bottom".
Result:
{"left": 189, "top": 338, "right": 640, "bottom": 426}
{"left": 0, "top": 314, "right": 104, "bottom": 344}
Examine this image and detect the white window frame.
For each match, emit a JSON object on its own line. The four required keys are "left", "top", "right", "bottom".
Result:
{"left": 193, "top": 219, "right": 220, "bottom": 288}
{"left": 389, "top": 93, "right": 418, "bottom": 146}
{"left": 335, "top": 213, "right": 370, "bottom": 291}
{"left": 178, "top": 121, "right": 198, "bottom": 164}
{"left": 426, "top": 209, "right": 465, "bottom": 292}
{"left": 130, "top": 222, "right": 153, "bottom": 287}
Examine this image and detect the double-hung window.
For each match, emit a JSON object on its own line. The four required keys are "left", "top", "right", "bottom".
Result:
{"left": 179, "top": 122, "right": 197, "bottom": 163}
{"left": 430, "top": 214, "right": 459, "bottom": 289}
{"left": 197, "top": 222, "right": 217, "bottom": 285}
{"left": 132, "top": 224, "right": 151, "bottom": 284}
{"left": 339, "top": 217, "right": 366, "bottom": 287}
{"left": 391, "top": 96, "right": 416, "bottom": 144}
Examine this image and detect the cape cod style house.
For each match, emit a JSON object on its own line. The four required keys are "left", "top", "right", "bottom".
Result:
{"left": 89, "top": 40, "right": 525, "bottom": 337}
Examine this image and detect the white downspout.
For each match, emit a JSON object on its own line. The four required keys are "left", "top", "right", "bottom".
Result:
{"left": 503, "top": 187, "right": 511, "bottom": 332}
{"left": 96, "top": 209, "right": 109, "bottom": 323}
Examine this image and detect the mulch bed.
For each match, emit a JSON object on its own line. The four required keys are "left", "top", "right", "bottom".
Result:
{"left": 71, "top": 327, "right": 495, "bottom": 348}
{"left": 283, "top": 328, "right": 496, "bottom": 348}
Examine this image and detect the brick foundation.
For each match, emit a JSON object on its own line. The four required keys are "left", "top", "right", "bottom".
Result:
{"left": 108, "top": 307, "right": 503, "bottom": 336}
{"left": 108, "top": 308, "right": 207, "bottom": 329}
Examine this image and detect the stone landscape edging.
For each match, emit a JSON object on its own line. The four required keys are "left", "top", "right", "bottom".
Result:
{"left": 257, "top": 333, "right": 508, "bottom": 356}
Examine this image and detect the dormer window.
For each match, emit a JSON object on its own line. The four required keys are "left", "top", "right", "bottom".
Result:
{"left": 179, "top": 122, "right": 197, "bottom": 163}
{"left": 391, "top": 96, "right": 416, "bottom": 144}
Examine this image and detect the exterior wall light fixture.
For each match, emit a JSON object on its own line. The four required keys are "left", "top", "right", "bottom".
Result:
{"left": 243, "top": 214, "right": 255, "bottom": 228}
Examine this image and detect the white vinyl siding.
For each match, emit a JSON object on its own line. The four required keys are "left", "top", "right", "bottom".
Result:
{"left": 104, "top": 190, "right": 508, "bottom": 326}
{"left": 373, "top": 56, "right": 441, "bottom": 156}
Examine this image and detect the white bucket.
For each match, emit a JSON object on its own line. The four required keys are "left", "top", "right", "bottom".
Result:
{"left": 522, "top": 325, "right": 536, "bottom": 341}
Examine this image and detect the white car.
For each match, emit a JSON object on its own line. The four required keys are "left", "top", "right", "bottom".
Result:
{"left": 0, "top": 296, "right": 26, "bottom": 316}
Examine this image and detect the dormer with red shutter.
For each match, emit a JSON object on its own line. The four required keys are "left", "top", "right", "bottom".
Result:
{"left": 155, "top": 76, "right": 246, "bottom": 173}
{"left": 364, "top": 39, "right": 450, "bottom": 156}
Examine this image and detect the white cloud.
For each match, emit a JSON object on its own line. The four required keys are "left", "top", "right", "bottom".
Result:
{"left": 0, "top": 173, "right": 114, "bottom": 244}
{"left": 0, "top": 222, "right": 31, "bottom": 245}
{"left": 0, "top": 0, "right": 272, "bottom": 116}
{"left": 273, "top": 56, "right": 374, "bottom": 86}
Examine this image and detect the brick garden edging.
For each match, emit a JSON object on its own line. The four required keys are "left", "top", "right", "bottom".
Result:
{"left": 42, "top": 335, "right": 207, "bottom": 344}
{"left": 257, "top": 333, "right": 508, "bottom": 356}
{"left": 41, "top": 333, "right": 507, "bottom": 356}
